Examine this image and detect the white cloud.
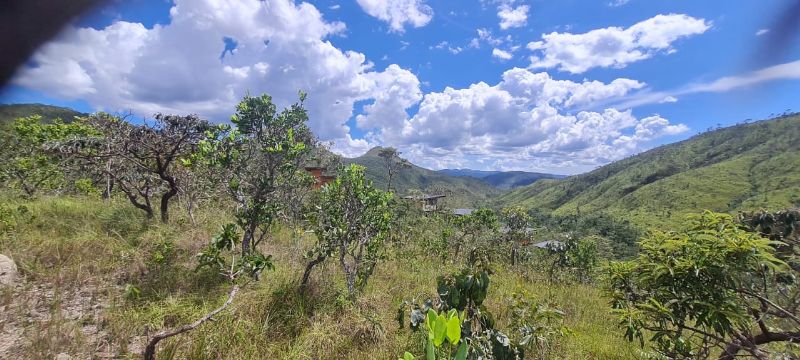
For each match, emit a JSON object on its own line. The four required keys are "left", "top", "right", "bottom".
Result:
{"left": 497, "top": 4, "right": 529, "bottom": 30}
{"left": 659, "top": 95, "right": 678, "bottom": 103}
{"left": 492, "top": 48, "right": 513, "bottom": 60}
{"left": 688, "top": 59, "right": 800, "bottom": 93}
{"left": 528, "top": 14, "right": 711, "bottom": 73}
{"left": 610, "top": 59, "right": 800, "bottom": 110}
{"left": 608, "top": 0, "right": 631, "bottom": 7}
{"left": 355, "top": 0, "right": 433, "bottom": 33}
{"left": 755, "top": 28, "right": 769, "bottom": 36}
{"left": 378, "top": 67, "right": 684, "bottom": 173}
{"left": 431, "top": 41, "right": 463, "bottom": 54}
{"left": 13, "top": 0, "right": 422, "bottom": 156}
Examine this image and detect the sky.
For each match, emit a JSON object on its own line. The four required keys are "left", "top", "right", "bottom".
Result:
{"left": 2, "top": 0, "right": 799, "bottom": 175}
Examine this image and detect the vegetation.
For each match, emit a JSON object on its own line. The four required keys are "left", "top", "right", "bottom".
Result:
{"left": 607, "top": 211, "right": 799, "bottom": 358}
{"left": 498, "top": 114, "right": 800, "bottom": 229}
{"left": 302, "top": 164, "right": 393, "bottom": 299}
{"left": 1, "top": 102, "right": 798, "bottom": 359}
{"left": 439, "top": 169, "right": 565, "bottom": 190}
{"left": 347, "top": 147, "right": 503, "bottom": 208}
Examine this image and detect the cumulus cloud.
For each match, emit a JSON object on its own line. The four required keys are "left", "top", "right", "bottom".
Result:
{"left": 13, "top": 0, "right": 423, "bottom": 155}
{"left": 528, "top": 14, "right": 711, "bottom": 73}
{"left": 492, "top": 48, "right": 513, "bottom": 60}
{"left": 377, "top": 68, "right": 684, "bottom": 173}
{"left": 497, "top": 4, "right": 529, "bottom": 30}
{"left": 355, "top": 0, "right": 433, "bottom": 33}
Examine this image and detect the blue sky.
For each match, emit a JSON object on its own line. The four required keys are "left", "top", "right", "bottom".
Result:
{"left": 2, "top": 0, "right": 799, "bottom": 174}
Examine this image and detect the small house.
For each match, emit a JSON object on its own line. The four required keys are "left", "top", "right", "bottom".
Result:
{"left": 304, "top": 166, "right": 336, "bottom": 189}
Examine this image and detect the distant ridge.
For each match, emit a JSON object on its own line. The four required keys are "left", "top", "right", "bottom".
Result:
{"left": 439, "top": 168, "right": 565, "bottom": 189}
{"left": 346, "top": 147, "right": 503, "bottom": 208}
{"left": 0, "top": 103, "right": 86, "bottom": 124}
{"left": 497, "top": 114, "right": 800, "bottom": 229}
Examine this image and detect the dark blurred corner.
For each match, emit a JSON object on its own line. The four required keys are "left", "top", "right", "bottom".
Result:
{"left": 754, "top": 0, "right": 800, "bottom": 66}
{"left": 0, "top": 0, "right": 105, "bottom": 87}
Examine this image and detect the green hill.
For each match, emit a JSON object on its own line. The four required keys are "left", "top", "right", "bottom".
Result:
{"left": 0, "top": 103, "right": 86, "bottom": 125}
{"left": 346, "top": 147, "right": 503, "bottom": 208}
{"left": 438, "top": 169, "right": 565, "bottom": 189}
{"left": 497, "top": 114, "right": 800, "bottom": 229}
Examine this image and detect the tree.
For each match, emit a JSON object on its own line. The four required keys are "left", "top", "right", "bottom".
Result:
{"left": 302, "top": 164, "right": 393, "bottom": 300}
{"left": 0, "top": 115, "right": 96, "bottom": 196}
{"left": 197, "top": 92, "right": 315, "bottom": 255}
{"left": 606, "top": 211, "right": 797, "bottom": 359}
{"left": 501, "top": 207, "right": 531, "bottom": 265}
{"left": 452, "top": 209, "right": 498, "bottom": 261}
{"left": 58, "top": 113, "right": 210, "bottom": 222}
{"left": 378, "top": 147, "right": 411, "bottom": 193}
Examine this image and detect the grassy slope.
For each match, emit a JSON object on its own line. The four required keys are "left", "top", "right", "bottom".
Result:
{"left": 0, "top": 195, "right": 641, "bottom": 359}
{"left": 346, "top": 147, "right": 504, "bottom": 208}
{"left": 497, "top": 114, "right": 800, "bottom": 229}
{"left": 0, "top": 103, "right": 86, "bottom": 125}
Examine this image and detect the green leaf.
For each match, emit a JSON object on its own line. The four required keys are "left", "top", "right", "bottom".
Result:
{"left": 433, "top": 313, "right": 447, "bottom": 346}
{"left": 400, "top": 352, "right": 415, "bottom": 360}
{"left": 426, "top": 309, "right": 437, "bottom": 340}
{"left": 454, "top": 341, "right": 468, "bottom": 360}
{"left": 446, "top": 311, "right": 461, "bottom": 345}
{"left": 426, "top": 339, "right": 435, "bottom": 360}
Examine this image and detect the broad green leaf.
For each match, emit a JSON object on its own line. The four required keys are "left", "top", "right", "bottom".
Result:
{"left": 446, "top": 312, "right": 461, "bottom": 345}
{"left": 433, "top": 314, "right": 447, "bottom": 346}
{"left": 454, "top": 341, "right": 468, "bottom": 360}
{"left": 426, "top": 309, "right": 437, "bottom": 340}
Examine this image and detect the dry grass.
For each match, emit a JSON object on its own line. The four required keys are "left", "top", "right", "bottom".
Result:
{"left": 0, "top": 194, "right": 644, "bottom": 359}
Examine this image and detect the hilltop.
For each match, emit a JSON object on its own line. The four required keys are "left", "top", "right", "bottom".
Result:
{"left": 497, "top": 114, "right": 800, "bottom": 229}
{"left": 346, "top": 147, "right": 503, "bottom": 208}
{"left": 0, "top": 103, "right": 85, "bottom": 125}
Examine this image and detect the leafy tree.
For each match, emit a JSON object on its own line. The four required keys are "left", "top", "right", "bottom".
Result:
{"left": 452, "top": 208, "right": 498, "bottom": 261}
{"left": 0, "top": 115, "right": 96, "bottom": 196}
{"left": 196, "top": 93, "right": 315, "bottom": 255}
{"left": 302, "top": 164, "right": 393, "bottom": 300}
{"left": 606, "top": 211, "right": 797, "bottom": 359}
{"left": 501, "top": 207, "right": 531, "bottom": 265}
{"left": 59, "top": 112, "right": 210, "bottom": 222}
{"left": 378, "top": 147, "right": 411, "bottom": 192}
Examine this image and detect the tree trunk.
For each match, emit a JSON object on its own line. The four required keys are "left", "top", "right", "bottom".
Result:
{"left": 301, "top": 254, "right": 326, "bottom": 288}
{"left": 160, "top": 187, "right": 177, "bottom": 223}
{"left": 241, "top": 222, "right": 257, "bottom": 256}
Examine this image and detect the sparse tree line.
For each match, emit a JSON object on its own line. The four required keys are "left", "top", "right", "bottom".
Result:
{"left": 1, "top": 92, "right": 798, "bottom": 359}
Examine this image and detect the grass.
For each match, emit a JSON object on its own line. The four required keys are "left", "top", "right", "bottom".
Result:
{"left": 0, "top": 194, "right": 644, "bottom": 359}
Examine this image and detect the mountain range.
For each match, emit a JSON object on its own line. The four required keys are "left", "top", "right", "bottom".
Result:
{"left": 496, "top": 113, "right": 800, "bottom": 229}
{"left": 438, "top": 169, "right": 565, "bottom": 189}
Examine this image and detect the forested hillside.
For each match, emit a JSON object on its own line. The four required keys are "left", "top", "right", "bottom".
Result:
{"left": 0, "top": 103, "right": 85, "bottom": 125}
{"left": 346, "top": 147, "right": 503, "bottom": 208}
{"left": 439, "top": 169, "right": 565, "bottom": 189}
{"left": 497, "top": 114, "right": 800, "bottom": 228}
